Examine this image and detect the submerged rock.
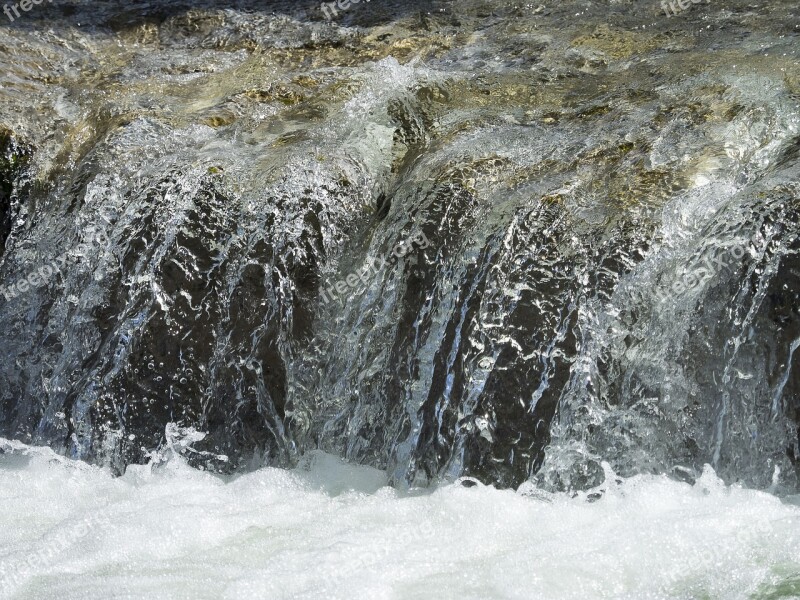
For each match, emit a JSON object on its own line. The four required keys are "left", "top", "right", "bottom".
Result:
{"left": 0, "top": 0, "right": 797, "bottom": 491}
{"left": 0, "top": 129, "right": 32, "bottom": 256}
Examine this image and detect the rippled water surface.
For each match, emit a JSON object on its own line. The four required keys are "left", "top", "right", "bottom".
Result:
{"left": 0, "top": 0, "right": 799, "bottom": 596}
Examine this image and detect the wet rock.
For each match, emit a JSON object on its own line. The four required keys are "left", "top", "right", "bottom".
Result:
{"left": 0, "top": 129, "right": 32, "bottom": 256}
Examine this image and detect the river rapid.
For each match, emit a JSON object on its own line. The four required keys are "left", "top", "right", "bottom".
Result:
{"left": 0, "top": 0, "right": 799, "bottom": 597}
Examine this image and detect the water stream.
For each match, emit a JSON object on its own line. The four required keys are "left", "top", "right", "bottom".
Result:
{"left": 1, "top": 0, "right": 799, "bottom": 597}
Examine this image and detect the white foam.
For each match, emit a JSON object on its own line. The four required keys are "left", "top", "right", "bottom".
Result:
{"left": 1, "top": 441, "right": 799, "bottom": 600}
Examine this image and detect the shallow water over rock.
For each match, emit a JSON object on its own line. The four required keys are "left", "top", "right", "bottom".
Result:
{"left": 0, "top": 0, "right": 798, "bottom": 494}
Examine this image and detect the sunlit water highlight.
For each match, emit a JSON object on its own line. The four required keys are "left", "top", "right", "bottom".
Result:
{"left": 1, "top": 439, "right": 799, "bottom": 600}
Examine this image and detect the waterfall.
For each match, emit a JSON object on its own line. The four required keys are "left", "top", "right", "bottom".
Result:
{"left": 0, "top": 0, "right": 798, "bottom": 495}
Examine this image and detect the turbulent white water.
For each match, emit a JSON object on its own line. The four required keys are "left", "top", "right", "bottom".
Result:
{"left": 1, "top": 439, "right": 800, "bottom": 600}
{"left": 1, "top": 2, "right": 800, "bottom": 597}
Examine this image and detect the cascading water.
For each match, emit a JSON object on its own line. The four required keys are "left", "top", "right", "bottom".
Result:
{"left": 1, "top": 0, "right": 799, "bottom": 598}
